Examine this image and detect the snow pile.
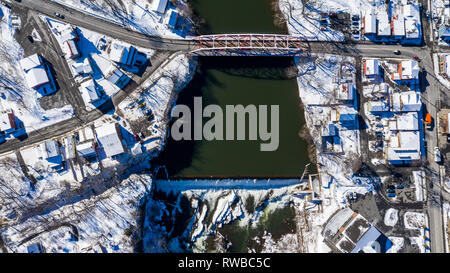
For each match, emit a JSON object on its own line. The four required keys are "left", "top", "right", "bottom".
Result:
{"left": 0, "top": 5, "right": 74, "bottom": 135}
{"left": 384, "top": 208, "right": 399, "bottom": 227}
{"left": 404, "top": 211, "right": 426, "bottom": 230}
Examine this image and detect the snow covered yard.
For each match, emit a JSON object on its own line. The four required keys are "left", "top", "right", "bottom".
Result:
{"left": 0, "top": 5, "right": 74, "bottom": 136}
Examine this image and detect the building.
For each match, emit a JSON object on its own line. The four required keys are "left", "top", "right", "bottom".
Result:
{"left": 391, "top": 15, "right": 406, "bottom": 37}
{"left": 82, "top": 79, "right": 102, "bottom": 104}
{"left": 95, "top": 123, "right": 125, "bottom": 158}
{"left": 165, "top": 10, "right": 178, "bottom": 29}
{"left": 0, "top": 111, "right": 17, "bottom": 134}
{"left": 91, "top": 54, "right": 130, "bottom": 89}
{"left": 62, "top": 39, "right": 80, "bottom": 60}
{"left": 387, "top": 131, "right": 421, "bottom": 163}
{"left": 339, "top": 113, "right": 358, "bottom": 130}
{"left": 388, "top": 112, "right": 419, "bottom": 131}
{"left": 76, "top": 141, "right": 97, "bottom": 160}
{"left": 109, "top": 43, "right": 137, "bottom": 67}
{"left": 364, "top": 59, "right": 379, "bottom": 76}
{"left": 152, "top": 0, "right": 168, "bottom": 14}
{"left": 368, "top": 100, "right": 390, "bottom": 113}
{"left": 322, "top": 208, "right": 393, "bottom": 253}
{"left": 405, "top": 18, "right": 420, "bottom": 39}
{"left": 391, "top": 91, "right": 422, "bottom": 112}
{"left": 377, "top": 11, "right": 391, "bottom": 36}
{"left": 363, "top": 10, "right": 376, "bottom": 34}
{"left": 40, "top": 140, "right": 64, "bottom": 171}
{"left": 399, "top": 60, "right": 420, "bottom": 80}
{"left": 19, "top": 54, "right": 53, "bottom": 94}
{"left": 336, "top": 83, "right": 354, "bottom": 102}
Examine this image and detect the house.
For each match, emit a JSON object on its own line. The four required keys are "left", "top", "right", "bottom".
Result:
{"left": 95, "top": 123, "right": 125, "bottom": 158}
{"left": 76, "top": 141, "right": 97, "bottom": 160}
{"left": 405, "top": 18, "right": 420, "bottom": 39}
{"left": 387, "top": 131, "right": 421, "bottom": 163}
{"left": 19, "top": 54, "right": 54, "bottom": 95}
{"left": 40, "top": 140, "right": 64, "bottom": 171}
{"left": 391, "top": 15, "right": 405, "bottom": 38}
{"left": 400, "top": 60, "right": 420, "bottom": 80}
{"left": 152, "top": 0, "right": 168, "bottom": 14}
{"left": 363, "top": 10, "right": 376, "bottom": 34}
{"left": 363, "top": 59, "right": 379, "bottom": 76}
{"left": 82, "top": 79, "right": 102, "bottom": 104}
{"left": 165, "top": 10, "right": 178, "bottom": 29}
{"left": 388, "top": 112, "right": 419, "bottom": 131}
{"left": 62, "top": 39, "right": 80, "bottom": 60}
{"left": 391, "top": 91, "right": 422, "bottom": 112}
{"left": 109, "top": 43, "right": 137, "bottom": 67}
{"left": 337, "top": 83, "right": 354, "bottom": 102}
{"left": 339, "top": 113, "right": 359, "bottom": 130}
{"left": 91, "top": 54, "right": 130, "bottom": 89}
{"left": 377, "top": 11, "right": 391, "bottom": 36}
{"left": 0, "top": 111, "right": 17, "bottom": 134}
{"left": 368, "top": 100, "right": 390, "bottom": 112}
{"left": 72, "top": 58, "right": 93, "bottom": 76}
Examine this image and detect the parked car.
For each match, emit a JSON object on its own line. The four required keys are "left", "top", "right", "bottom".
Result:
{"left": 387, "top": 193, "right": 396, "bottom": 198}
{"left": 434, "top": 147, "right": 442, "bottom": 163}
{"left": 396, "top": 185, "right": 405, "bottom": 189}
{"left": 27, "top": 35, "right": 34, "bottom": 43}
{"left": 447, "top": 134, "right": 450, "bottom": 143}
{"left": 394, "top": 50, "right": 401, "bottom": 55}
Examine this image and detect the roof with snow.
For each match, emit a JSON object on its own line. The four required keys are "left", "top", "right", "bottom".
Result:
{"left": 337, "top": 83, "right": 354, "bottom": 101}
{"left": 110, "top": 43, "right": 137, "bottom": 66}
{"left": 63, "top": 39, "right": 80, "bottom": 60}
{"left": 392, "top": 91, "right": 422, "bottom": 112}
{"left": 387, "top": 131, "right": 421, "bottom": 162}
{"left": 400, "top": 60, "right": 420, "bottom": 80}
{"left": 152, "top": 0, "right": 168, "bottom": 14}
{"left": 19, "top": 54, "right": 42, "bottom": 72}
{"left": 392, "top": 15, "right": 406, "bottom": 36}
{"left": 24, "top": 67, "right": 50, "bottom": 89}
{"left": 96, "top": 123, "right": 125, "bottom": 158}
{"left": 77, "top": 141, "right": 96, "bottom": 158}
{"left": 368, "top": 100, "right": 390, "bottom": 112}
{"left": 364, "top": 59, "right": 379, "bottom": 76}
{"left": 377, "top": 12, "right": 391, "bottom": 36}
{"left": 364, "top": 11, "right": 376, "bottom": 34}
{"left": 388, "top": 112, "right": 419, "bottom": 131}
{"left": 351, "top": 225, "right": 392, "bottom": 253}
{"left": 0, "top": 112, "right": 16, "bottom": 132}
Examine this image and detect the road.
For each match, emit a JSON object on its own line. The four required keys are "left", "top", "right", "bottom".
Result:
{"left": 3, "top": 0, "right": 450, "bottom": 253}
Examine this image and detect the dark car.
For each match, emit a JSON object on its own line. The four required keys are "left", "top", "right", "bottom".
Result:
{"left": 54, "top": 12, "right": 65, "bottom": 19}
{"left": 387, "top": 193, "right": 396, "bottom": 198}
{"left": 394, "top": 50, "right": 401, "bottom": 55}
{"left": 352, "top": 15, "right": 360, "bottom": 21}
{"left": 27, "top": 35, "right": 34, "bottom": 43}
{"left": 396, "top": 185, "right": 405, "bottom": 189}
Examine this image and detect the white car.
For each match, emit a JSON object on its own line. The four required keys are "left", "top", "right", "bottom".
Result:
{"left": 434, "top": 147, "right": 442, "bottom": 163}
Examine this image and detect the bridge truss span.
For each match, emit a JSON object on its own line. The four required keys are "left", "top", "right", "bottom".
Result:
{"left": 189, "top": 34, "right": 308, "bottom": 56}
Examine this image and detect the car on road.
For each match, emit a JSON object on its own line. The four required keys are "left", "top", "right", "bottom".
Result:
{"left": 413, "top": 55, "right": 420, "bottom": 61}
{"left": 447, "top": 134, "right": 450, "bottom": 143}
{"left": 54, "top": 12, "right": 65, "bottom": 19}
{"left": 434, "top": 147, "right": 442, "bottom": 163}
{"left": 387, "top": 193, "right": 396, "bottom": 198}
{"left": 27, "top": 35, "right": 34, "bottom": 43}
{"left": 394, "top": 50, "right": 401, "bottom": 55}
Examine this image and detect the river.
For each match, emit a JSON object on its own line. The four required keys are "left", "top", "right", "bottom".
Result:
{"left": 156, "top": 0, "right": 314, "bottom": 179}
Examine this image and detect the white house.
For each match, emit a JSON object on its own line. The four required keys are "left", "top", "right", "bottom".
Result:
{"left": 400, "top": 60, "right": 420, "bottom": 80}
{"left": 40, "top": 140, "right": 64, "bottom": 171}
{"left": 337, "top": 83, "right": 354, "bottom": 102}
{"left": 364, "top": 59, "right": 379, "bottom": 76}
{"left": 392, "top": 15, "right": 406, "bottom": 37}
{"left": 377, "top": 11, "right": 391, "bottom": 36}
{"left": 109, "top": 43, "right": 137, "bottom": 67}
{"left": 391, "top": 91, "right": 422, "bottom": 112}
{"left": 387, "top": 131, "right": 421, "bottom": 163}
{"left": 388, "top": 112, "right": 419, "bottom": 131}
{"left": 62, "top": 39, "right": 80, "bottom": 60}
{"left": 0, "top": 111, "right": 17, "bottom": 134}
{"left": 91, "top": 54, "right": 130, "bottom": 89}
{"left": 95, "top": 123, "right": 125, "bottom": 158}
{"left": 368, "top": 100, "right": 390, "bottom": 112}
{"left": 152, "top": 0, "right": 168, "bottom": 14}
{"left": 19, "top": 54, "right": 52, "bottom": 92}
{"left": 364, "top": 11, "right": 376, "bottom": 34}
